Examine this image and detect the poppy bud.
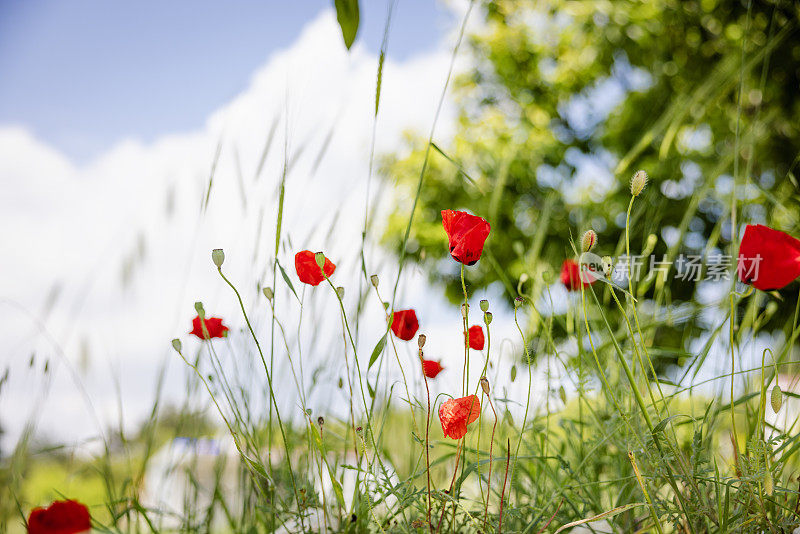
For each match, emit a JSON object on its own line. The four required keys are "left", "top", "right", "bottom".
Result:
{"left": 602, "top": 256, "right": 613, "bottom": 277}
{"left": 314, "top": 251, "right": 326, "bottom": 270}
{"left": 510, "top": 365, "right": 517, "bottom": 381}
{"left": 631, "top": 170, "right": 648, "bottom": 197}
{"left": 461, "top": 303, "right": 469, "bottom": 318}
{"left": 765, "top": 302, "right": 778, "bottom": 318}
{"left": 212, "top": 248, "right": 225, "bottom": 267}
{"left": 771, "top": 385, "right": 783, "bottom": 413}
{"left": 558, "top": 385, "right": 567, "bottom": 404}
{"left": 318, "top": 416, "right": 324, "bottom": 426}
{"left": 581, "top": 230, "right": 597, "bottom": 253}
{"left": 171, "top": 338, "right": 182, "bottom": 353}
{"left": 263, "top": 287, "right": 274, "bottom": 301}
{"left": 194, "top": 301, "right": 205, "bottom": 318}
{"left": 514, "top": 297, "right": 524, "bottom": 308}
{"left": 484, "top": 311, "right": 493, "bottom": 325}
{"left": 542, "top": 270, "right": 553, "bottom": 283}
{"left": 519, "top": 272, "right": 529, "bottom": 284}
{"left": 480, "top": 299, "right": 489, "bottom": 312}
{"left": 480, "top": 376, "right": 490, "bottom": 395}
{"left": 417, "top": 334, "right": 426, "bottom": 349}
{"left": 370, "top": 274, "right": 379, "bottom": 287}
{"left": 336, "top": 286, "right": 345, "bottom": 299}
{"left": 338, "top": 377, "right": 343, "bottom": 389}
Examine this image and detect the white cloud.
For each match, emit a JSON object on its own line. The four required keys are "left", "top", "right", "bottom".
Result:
{"left": 0, "top": 8, "right": 546, "bottom": 454}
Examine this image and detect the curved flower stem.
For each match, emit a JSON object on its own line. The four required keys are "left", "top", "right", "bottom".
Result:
{"left": 217, "top": 269, "right": 303, "bottom": 526}
{"left": 461, "top": 264, "right": 469, "bottom": 397}
{"left": 422, "top": 369, "right": 433, "bottom": 532}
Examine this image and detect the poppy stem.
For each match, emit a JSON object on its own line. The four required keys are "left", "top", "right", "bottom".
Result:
{"left": 461, "top": 264, "right": 469, "bottom": 397}
{"left": 423, "top": 369, "right": 433, "bottom": 532}
{"left": 498, "top": 438, "right": 510, "bottom": 534}
{"left": 483, "top": 395, "right": 497, "bottom": 531}
{"left": 436, "top": 439, "right": 463, "bottom": 533}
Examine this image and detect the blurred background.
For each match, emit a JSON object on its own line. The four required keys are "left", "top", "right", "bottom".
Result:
{"left": 2, "top": 0, "right": 800, "bottom": 521}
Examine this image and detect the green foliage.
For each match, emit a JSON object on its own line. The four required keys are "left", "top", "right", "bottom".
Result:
{"left": 334, "top": 0, "right": 360, "bottom": 50}
{"left": 380, "top": 0, "right": 800, "bottom": 372}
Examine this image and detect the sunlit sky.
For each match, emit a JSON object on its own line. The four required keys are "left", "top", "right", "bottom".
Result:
{"left": 0, "top": 0, "right": 451, "bottom": 162}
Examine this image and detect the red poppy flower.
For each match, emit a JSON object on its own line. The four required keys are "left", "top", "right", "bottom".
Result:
{"left": 465, "top": 325, "right": 484, "bottom": 350}
{"left": 28, "top": 500, "right": 91, "bottom": 534}
{"left": 439, "top": 395, "right": 481, "bottom": 439}
{"left": 294, "top": 250, "right": 336, "bottom": 286}
{"left": 422, "top": 359, "right": 444, "bottom": 379}
{"left": 441, "top": 210, "right": 491, "bottom": 265}
{"left": 738, "top": 224, "right": 800, "bottom": 291}
{"left": 190, "top": 315, "right": 229, "bottom": 339}
{"left": 390, "top": 309, "right": 419, "bottom": 341}
{"left": 560, "top": 259, "right": 596, "bottom": 291}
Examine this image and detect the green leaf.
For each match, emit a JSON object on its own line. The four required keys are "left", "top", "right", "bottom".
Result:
{"left": 276, "top": 259, "right": 300, "bottom": 303}
{"left": 368, "top": 333, "right": 387, "bottom": 370}
{"left": 334, "top": 0, "right": 359, "bottom": 50}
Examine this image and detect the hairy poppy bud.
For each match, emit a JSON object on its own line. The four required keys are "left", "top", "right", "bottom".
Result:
{"left": 581, "top": 230, "right": 597, "bottom": 253}
{"left": 336, "top": 286, "right": 345, "bottom": 299}
{"left": 314, "top": 251, "right": 326, "bottom": 269}
{"left": 484, "top": 311, "right": 493, "bottom": 325}
{"left": 370, "top": 274, "right": 379, "bottom": 287}
{"left": 194, "top": 301, "right": 205, "bottom": 318}
{"left": 417, "top": 334, "right": 426, "bottom": 349}
{"left": 480, "top": 376, "right": 490, "bottom": 395}
{"left": 461, "top": 303, "right": 469, "bottom": 318}
{"left": 212, "top": 248, "right": 225, "bottom": 267}
{"left": 318, "top": 416, "right": 324, "bottom": 426}
{"left": 514, "top": 297, "right": 524, "bottom": 308}
{"left": 171, "top": 338, "right": 182, "bottom": 353}
{"left": 771, "top": 385, "right": 783, "bottom": 413}
{"left": 631, "top": 170, "right": 648, "bottom": 197}
{"left": 263, "top": 287, "right": 274, "bottom": 301}
{"left": 480, "top": 299, "right": 489, "bottom": 312}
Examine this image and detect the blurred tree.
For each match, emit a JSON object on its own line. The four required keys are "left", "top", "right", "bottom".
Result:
{"left": 380, "top": 0, "right": 800, "bottom": 374}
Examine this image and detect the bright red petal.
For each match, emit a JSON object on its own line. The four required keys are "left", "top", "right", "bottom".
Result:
{"left": 738, "top": 224, "right": 800, "bottom": 290}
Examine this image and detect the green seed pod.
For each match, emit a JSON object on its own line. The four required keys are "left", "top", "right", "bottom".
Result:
{"left": 211, "top": 248, "right": 225, "bottom": 267}
{"left": 480, "top": 299, "right": 489, "bottom": 312}
{"left": 194, "top": 301, "right": 205, "bottom": 317}
{"left": 370, "top": 274, "right": 379, "bottom": 287}
{"left": 480, "top": 376, "right": 490, "bottom": 395}
{"left": 263, "top": 287, "right": 274, "bottom": 301}
{"left": 336, "top": 286, "right": 345, "bottom": 299}
{"left": 417, "top": 334, "right": 426, "bottom": 349}
{"left": 484, "top": 311, "right": 493, "bottom": 325}
{"left": 171, "top": 338, "right": 182, "bottom": 353}
{"left": 314, "top": 251, "right": 326, "bottom": 269}
{"left": 771, "top": 385, "right": 783, "bottom": 413}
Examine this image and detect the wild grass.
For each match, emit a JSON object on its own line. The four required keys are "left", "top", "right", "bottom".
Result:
{"left": 3, "top": 1, "right": 800, "bottom": 533}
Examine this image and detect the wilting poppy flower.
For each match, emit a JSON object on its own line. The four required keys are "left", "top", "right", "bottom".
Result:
{"left": 422, "top": 359, "right": 444, "bottom": 379}
{"left": 465, "top": 325, "right": 484, "bottom": 350}
{"left": 294, "top": 250, "right": 336, "bottom": 286}
{"left": 560, "top": 259, "right": 596, "bottom": 291}
{"left": 441, "top": 210, "right": 490, "bottom": 265}
{"left": 439, "top": 395, "right": 481, "bottom": 439}
{"left": 738, "top": 224, "right": 800, "bottom": 291}
{"left": 28, "top": 500, "right": 91, "bottom": 534}
{"left": 391, "top": 309, "right": 419, "bottom": 340}
{"left": 190, "top": 315, "right": 229, "bottom": 339}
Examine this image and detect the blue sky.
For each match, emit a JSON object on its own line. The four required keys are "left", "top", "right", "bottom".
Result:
{"left": 0, "top": 0, "right": 451, "bottom": 162}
